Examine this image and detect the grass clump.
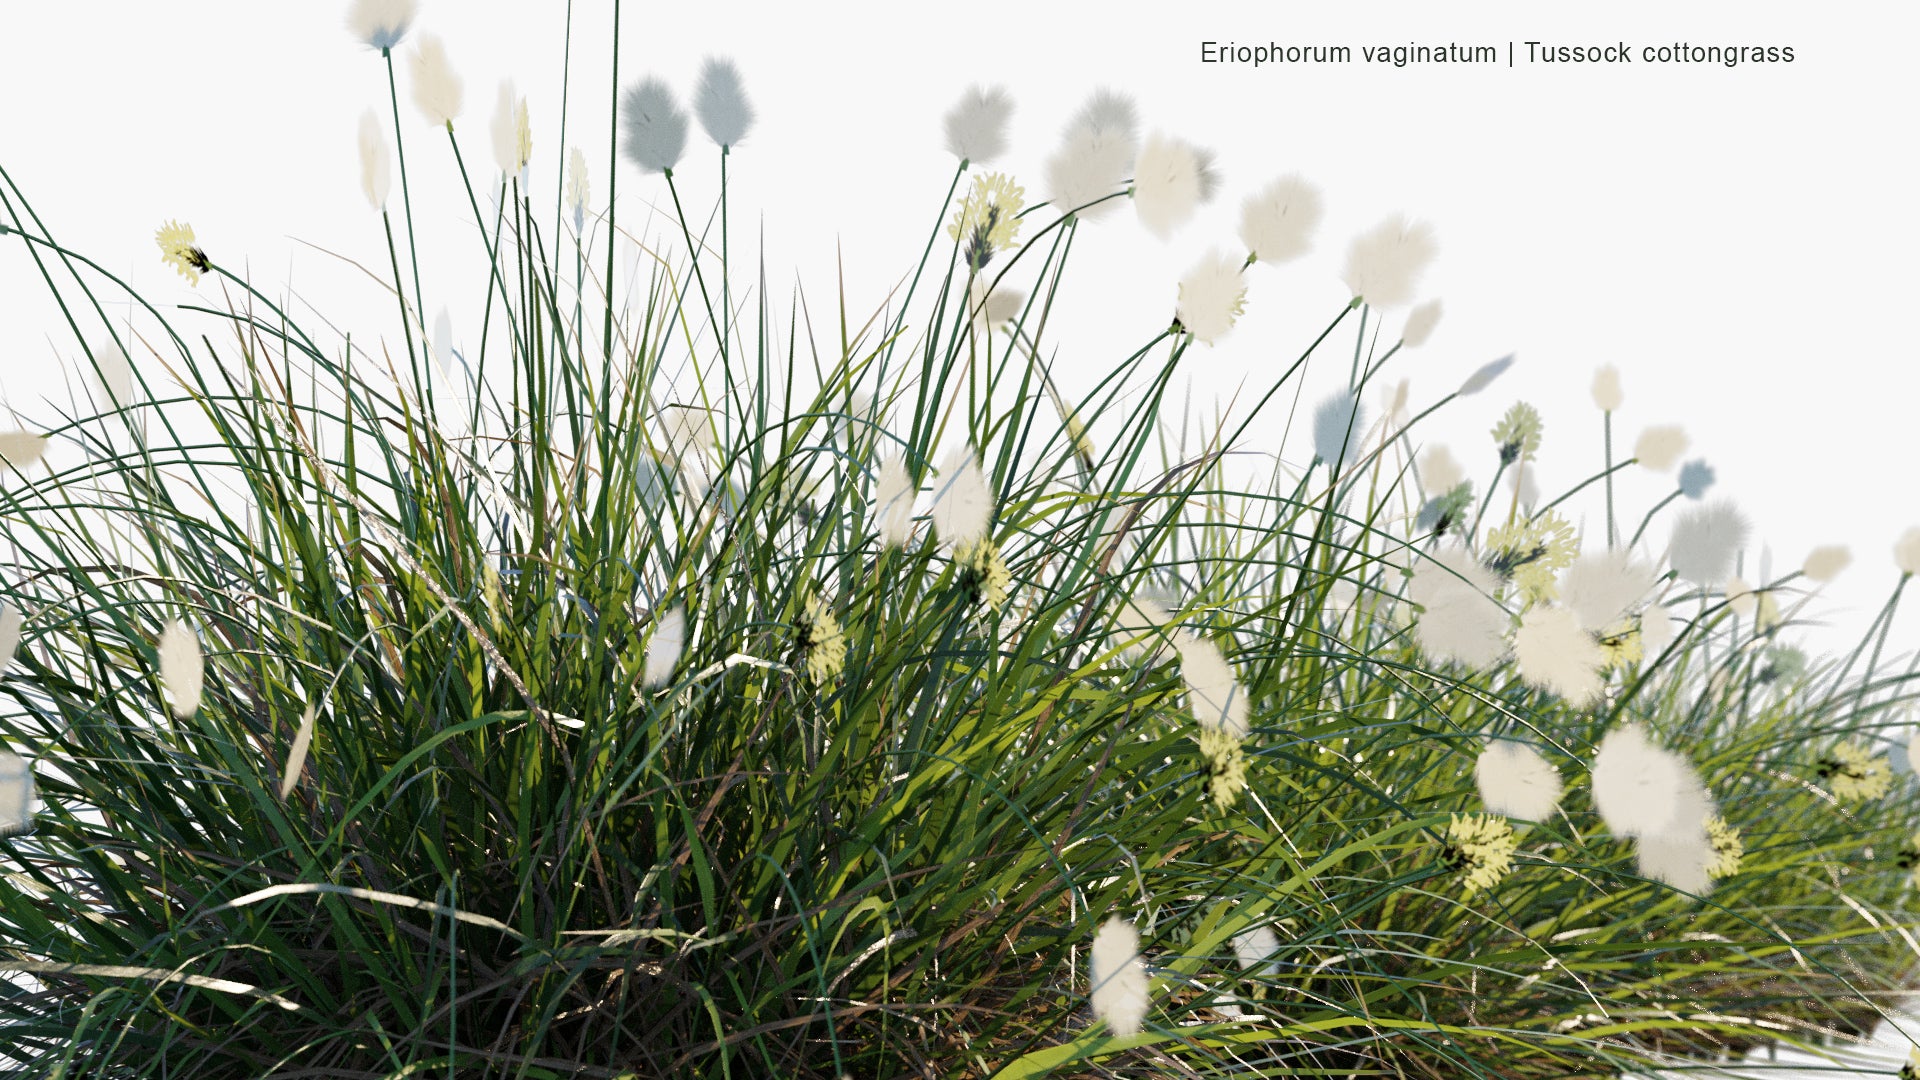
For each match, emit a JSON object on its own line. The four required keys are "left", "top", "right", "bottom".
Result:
{"left": 2, "top": 9, "right": 1919, "bottom": 1078}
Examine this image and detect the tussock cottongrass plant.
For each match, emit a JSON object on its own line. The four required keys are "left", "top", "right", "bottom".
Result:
{"left": 4, "top": 14, "right": 1920, "bottom": 1078}
{"left": 1803, "top": 543, "right": 1852, "bottom": 582}
{"left": 1174, "top": 250, "right": 1248, "bottom": 344}
{"left": 1238, "top": 174, "right": 1321, "bottom": 265}
{"left": 944, "top": 84, "right": 1012, "bottom": 164}
{"left": 1401, "top": 298, "right": 1442, "bottom": 347}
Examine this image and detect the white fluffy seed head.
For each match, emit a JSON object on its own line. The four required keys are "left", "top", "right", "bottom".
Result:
{"left": 1233, "top": 925, "right": 1280, "bottom": 974}
{"left": 1239, "top": 175, "right": 1321, "bottom": 265}
{"left": 1723, "top": 576, "right": 1756, "bottom": 618}
{"left": 1402, "top": 299, "right": 1443, "bottom": 348}
{"left": 944, "top": 85, "right": 1012, "bottom": 164}
{"left": 1422, "top": 445, "right": 1465, "bottom": 494}
{"left": 1897, "top": 528, "right": 1920, "bottom": 576}
{"left": 1668, "top": 500, "right": 1750, "bottom": 586}
{"left": 930, "top": 448, "right": 991, "bottom": 547}
{"left": 1311, "top": 389, "right": 1367, "bottom": 470}
{"left": 1512, "top": 606, "right": 1605, "bottom": 706}
{"left": 409, "top": 34, "right": 463, "bottom": 127}
{"left": 1115, "top": 596, "right": 1186, "bottom": 664}
{"left": 1475, "top": 741, "right": 1563, "bottom": 820}
{"left": 1637, "top": 831, "right": 1714, "bottom": 894}
{"left": 1633, "top": 425, "right": 1688, "bottom": 472}
{"left": 1174, "top": 251, "right": 1248, "bottom": 345}
{"left": 622, "top": 77, "right": 688, "bottom": 174}
{"left": 874, "top": 455, "right": 916, "bottom": 549}
{"left": 0, "top": 746, "right": 33, "bottom": 835}
{"left": 1561, "top": 550, "right": 1658, "bottom": 632}
{"left": 158, "top": 619, "right": 205, "bottom": 720}
{"left": 1178, "top": 635, "right": 1249, "bottom": 738}
{"left": 0, "top": 604, "right": 22, "bottom": 678}
{"left": 0, "top": 431, "right": 49, "bottom": 474}
{"left": 1456, "top": 354, "right": 1514, "bottom": 397}
{"left": 489, "top": 81, "right": 530, "bottom": 174}
{"left": 967, "top": 278, "right": 1025, "bottom": 337}
{"left": 1591, "top": 724, "right": 1696, "bottom": 838}
{"left": 645, "top": 606, "right": 686, "bottom": 688}
{"left": 1046, "top": 125, "right": 1132, "bottom": 222}
{"left": 1591, "top": 365, "right": 1623, "bottom": 411}
{"left": 358, "top": 109, "right": 392, "bottom": 210}
{"left": 1408, "top": 547, "right": 1509, "bottom": 668}
{"left": 1342, "top": 214, "right": 1437, "bottom": 309}
{"left": 1801, "top": 545, "right": 1851, "bottom": 583}
{"left": 279, "top": 703, "right": 319, "bottom": 801}
{"left": 1088, "top": 917, "right": 1150, "bottom": 1036}
{"left": 347, "top": 0, "right": 416, "bottom": 50}
{"left": 1640, "top": 603, "right": 1675, "bottom": 656}
{"left": 93, "top": 339, "right": 135, "bottom": 417}
{"left": 1132, "top": 133, "right": 1207, "bottom": 240}
{"left": 693, "top": 57, "right": 754, "bottom": 147}
{"left": 567, "top": 147, "right": 590, "bottom": 226}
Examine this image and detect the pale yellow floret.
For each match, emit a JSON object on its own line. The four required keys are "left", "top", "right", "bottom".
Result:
{"left": 1484, "top": 510, "right": 1577, "bottom": 605}
{"left": 947, "top": 172, "right": 1025, "bottom": 266}
{"left": 955, "top": 537, "right": 1011, "bottom": 613}
{"left": 1445, "top": 812, "right": 1518, "bottom": 896}
{"left": 1196, "top": 727, "right": 1248, "bottom": 812}
{"left": 803, "top": 594, "right": 846, "bottom": 685}
{"left": 1705, "top": 814, "right": 1743, "bottom": 879}
{"left": 156, "top": 220, "right": 208, "bottom": 286}
{"left": 1820, "top": 741, "right": 1891, "bottom": 802}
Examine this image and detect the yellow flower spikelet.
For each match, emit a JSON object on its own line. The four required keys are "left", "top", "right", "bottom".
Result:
{"left": 1444, "top": 812, "right": 1518, "bottom": 896}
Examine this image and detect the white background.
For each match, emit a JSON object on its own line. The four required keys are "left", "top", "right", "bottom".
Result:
{"left": 1, "top": 1, "right": 1915, "bottom": 666}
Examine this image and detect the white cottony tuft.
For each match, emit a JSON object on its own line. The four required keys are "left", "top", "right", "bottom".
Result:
{"left": 93, "top": 339, "right": 135, "bottom": 419}
{"left": 930, "top": 448, "right": 991, "bottom": 547}
{"left": 622, "top": 77, "right": 689, "bottom": 174}
{"left": 358, "top": 109, "right": 392, "bottom": 210}
{"left": 1897, "top": 528, "right": 1920, "bottom": 575}
{"left": 347, "top": 0, "right": 416, "bottom": 50}
{"left": 1401, "top": 300, "right": 1443, "bottom": 348}
{"left": 1233, "top": 925, "right": 1280, "bottom": 974}
{"left": 1640, "top": 603, "right": 1675, "bottom": 656}
{"left": 432, "top": 308, "right": 453, "bottom": 377}
{"left": 1174, "top": 251, "right": 1248, "bottom": 345}
{"left": 0, "top": 431, "right": 49, "bottom": 474}
{"left": 1591, "top": 724, "right": 1698, "bottom": 838}
{"left": 1238, "top": 175, "right": 1322, "bottom": 264}
{"left": 1723, "top": 576, "right": 1756, "bottom": 619}
{"left": 1088, "top": 916, "right": 1151, "bottom": 1036}
{"left": 1456, "top": 354, "right": 1514, "bottom": 397}
{"left": 1132, "top": 133, "right": 1209, "bottom": 240}
{"left": 1115, "top": 596, "right": 1188, "bottom": 664}
{"left": 0, "top": 604, "right": 21, "bottom": 678}
{"left": 645, "top": 606, "right": 686, "bottom": 688}
{"left": 1045, "top": 90, "right": 1137, "bottom": 222}
{"left": 567, "top": 147, "right": 590, "bottom": 231}
{"left": 1637, "top": 831, "right": 1714, "bottom": 894}
{"left": 409, "top": 34, "right": 463, "bottom": 127}
{"left": 1422, "top": 445, "right": 1465, "bottom": 494}
{"left": 1591, "top": 366, "right": 1623, "bottom": 411}
{"left": 0, "top": 748, "right": 33, "bottom": 836}
{"left": 967, "top": 278, "right": 1025, "bottom": 337}
{"left": 1408, "top": 547, "right": 1508, "bottom": 668}
{"left": 1311, "top": 389, "right": 1367, "bottom": 469}
{"left": 1668, "top": 500, "right": 1749, "bottom": 585}
{"left": 1561, "top": 550, "right": 1658, "bottom": 632}
{"left": 693, "top": 57, "right": 754, "bottom": 147}
{"left": 490, "top": 80, "right": 530, "bottom": 174}
{"left": 944, "top": 85, "right": 1012, "bottom": 164}
{"left": 1475, "top": 741, "right": 1563, "bottom": 820}
{"left": 1801, "top": 545, "right": 1850, "bottom": 583}
{"left": 1512, "top": 606, "right": 1605, "bottom": 706}
{"left": 1178, "top": 635, "right": 1249, "bottom": 738}
{"left": 874, "top": 455, "right": 916, "bottom": 549}
{"left": 158, "top": 618, "right": 205, "bottom": 720}
{"left": 279, "top": 703, "right": 319, "bottom": 801}
{"left": 1633, "top": 425, "right": 1687, "bottom": 471}
{"left": 1342, "top": 214, "right": 1437, "bottom": 309}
